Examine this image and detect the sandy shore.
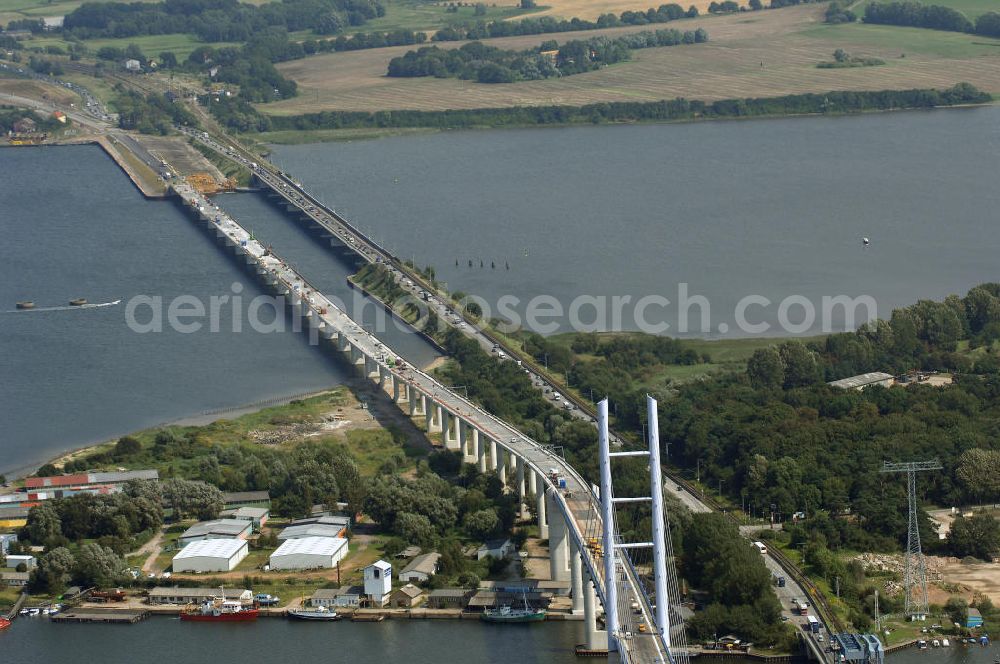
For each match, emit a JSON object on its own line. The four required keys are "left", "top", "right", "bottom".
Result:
{"left": 6, "top": 354, "right": 444, "bottom": 483}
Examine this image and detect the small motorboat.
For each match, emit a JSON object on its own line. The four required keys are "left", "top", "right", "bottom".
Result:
{"left": 932, "top": 639, "right": 941, "bottom": 647}
{"left": 69, "top": 298, "right": 87, "bottom": 306}
{"left": 16, "top": 301, "right": 34, "bottom": 309}
{"left": 287, "top": 606, "right": 340, "bottom": 621}
{"left": 0, "top": 617, "right": 10, "bottom": 631}
{"left": 862, "top": 237, "right": 870, "bottom": 246}
{"left": 917, "top": 640, "right": 927, "bottom": 650}
{"left": 942, "top": 639, "right": 950, "bottom": 647}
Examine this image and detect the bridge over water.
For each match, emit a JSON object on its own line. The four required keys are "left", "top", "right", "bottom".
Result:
{"left": 170, "top": 174, "right": 683, "bottom": 663}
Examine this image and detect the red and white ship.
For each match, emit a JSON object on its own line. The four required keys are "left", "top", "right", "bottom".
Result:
{"left": 180, "top": 590, "right": 258, "bottom": 623}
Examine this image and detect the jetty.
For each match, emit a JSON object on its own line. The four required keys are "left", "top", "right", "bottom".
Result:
{"left": 51, "top": 608, "right": 150, "bottom": 624}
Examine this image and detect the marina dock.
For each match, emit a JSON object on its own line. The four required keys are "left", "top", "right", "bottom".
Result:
{"left": 51, "top": 608, "right": 150, "bottom": 624}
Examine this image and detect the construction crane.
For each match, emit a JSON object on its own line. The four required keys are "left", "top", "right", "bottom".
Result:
{"left": 880, "top": 460, "right": 942, "bottom": 619}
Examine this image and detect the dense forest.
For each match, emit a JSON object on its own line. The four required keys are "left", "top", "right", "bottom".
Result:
{"left": 62, "top": 0, "right": 385, "bottom": 41}
{"left": 208, "top": 83, "right": 989, "bottom": 133}
{"left": 387, "top": 29, "right": 706, "bottom": 84}
{"left": 657, "top": 283, "right": 1000, "bottom": 552}
{"left": 864, "top": 1, "right": 1000, "bottom": 37}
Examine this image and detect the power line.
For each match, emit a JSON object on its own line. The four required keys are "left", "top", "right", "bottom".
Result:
{"left": 879, "top": 460, "right": 942, "bottom": 619}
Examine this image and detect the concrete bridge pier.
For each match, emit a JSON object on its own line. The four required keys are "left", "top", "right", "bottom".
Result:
{"left": 515, "top": 456, "right": 526, "bottom": 516}
{"left": 458, "top": 420, "right": 470, "bottom": 461}
{"left": 583, "top": 569, "right": 607, "bottom": 651}
{"left": 336, "top": 333, "right": 349, "bottom": 353}
{"left": 497, "top": 448, "right": 507, "bottom": 487}
{"left": 431, "top": 401, "right": 442, "bottom": 431}
{"left": 476, "top": 430, "right": 487, "bottom": 473}
{"left": 546, "top": 489, "right": 570, "bottom": 582}
{"left": 489, "top": 440, "right": 499, "bottom": 473}
{"left": 425, "top": 401, "right": 436, "bottom": 432}
{"left": 408, "top": 385, "right": 418, "bottom": 416}
{"left": 391, "top": 375, "right": 401, "bottom": 403}
{"left": 571, "top": 543, "right": 585, "bottom": 615}
{"left": 536, "top": 470, "right": 549, "bottom": 540}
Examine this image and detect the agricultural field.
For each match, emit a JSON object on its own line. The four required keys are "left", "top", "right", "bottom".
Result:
{"left": 0, "top": 75, "right": 80, "bottom": 106}
{"left": 362, "top": 0, "right": 544, "bottom": 33}
{"left": 530, "top": 0, "right": 716, "bottom": 21}
{"left": 264, "top": 4, "right": 1000, "bottom": 115}
{"left": 847, "top": 0, "right": 1000, "bottom": 19}
{"left": 23, "top": 33, "right": 241, "bottom": 59}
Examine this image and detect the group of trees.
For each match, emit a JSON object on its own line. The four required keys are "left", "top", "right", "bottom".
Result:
{"left": 62, "top": 0, "right": 385, "bottom": 42}
{"left": 683, "top": 514, "right": 790, "bottom": 646}
{"left": 0, "top": 108, "right": 64, "bottom": 134}
{"left": 824, "top": 1, "right": 857, "bottom": 23}
{"left": 32, "top": 544, "right": 128, "bottom": 593}
{"left": 114, "top": 89, "right": 195, "bottom": 134}
{"left": 387, "top": 30, "right": 705, "bottom": 84}
{"left": 364, "top": 460, "right": 519, "bottom": 547}
{"left": 864, "top": 1, "right": 1000, "bottom": 38}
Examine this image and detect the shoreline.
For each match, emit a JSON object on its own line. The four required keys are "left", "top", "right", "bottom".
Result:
{"left": 256, "top": 99, "right": 999, "bottom": 145}
{"left": 1, "top": 387, "right": 342, "bottom": 483}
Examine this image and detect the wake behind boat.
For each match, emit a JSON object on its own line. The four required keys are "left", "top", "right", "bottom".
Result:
{"left": 7, "top": 299, "right": 121, "bottom": 313}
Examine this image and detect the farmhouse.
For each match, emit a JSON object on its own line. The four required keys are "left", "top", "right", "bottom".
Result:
{"left": 399, "top": 552, "right": 440, "bottom": 583}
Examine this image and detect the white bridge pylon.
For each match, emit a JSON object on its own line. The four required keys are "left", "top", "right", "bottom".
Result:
{"left": 598, "top": 396, "right": 687, "bottom": 664}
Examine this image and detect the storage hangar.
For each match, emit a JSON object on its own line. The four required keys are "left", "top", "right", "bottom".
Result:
{"left": 269, "top": 536, "right": 348, "bottom": 570}
{"left": 173, "top": 538, "right": 249, "bottom": 573}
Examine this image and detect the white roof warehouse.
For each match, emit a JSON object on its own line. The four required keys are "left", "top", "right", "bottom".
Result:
{"left": 269, "top": 537, "right": 348, "bottom": 570}
{"left": 173, "top": 538, "right": 249, "bottom": 573}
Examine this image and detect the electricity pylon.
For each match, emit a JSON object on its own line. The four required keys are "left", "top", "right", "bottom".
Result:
{"left": 880, "top": 460, "right": 942, "bottom": 619}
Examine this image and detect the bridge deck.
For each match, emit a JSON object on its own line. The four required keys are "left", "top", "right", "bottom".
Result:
{"left": 172, "top": 179, "right": 671, "bottom": 664}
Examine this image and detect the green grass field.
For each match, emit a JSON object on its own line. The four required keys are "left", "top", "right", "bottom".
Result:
{"left": 802, "top": 21, "right": 1000, "bottom": 58}
{"left": 25, "top": 33, "right": 240, "bottom": 59}
{"left": 848, "top": 0, "right": 999, "bottom": 19}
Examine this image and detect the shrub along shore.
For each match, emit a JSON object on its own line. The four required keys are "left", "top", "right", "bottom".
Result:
{"left": 210, "top": 83, "right": 993, "bottom": 134}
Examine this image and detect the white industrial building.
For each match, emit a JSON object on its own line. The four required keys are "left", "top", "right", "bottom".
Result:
{"left": 364, "top": 560, "right": 392, "bottom": 607}
{"left": 269, "top": 537, "right": 348, "bottom": 570}
{"left": 173, "top": 538, "right": 248, "bottom": 573}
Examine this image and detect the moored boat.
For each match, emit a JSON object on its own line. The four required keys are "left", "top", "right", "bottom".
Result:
{"left": 0, "top": 617, "right": 11, "bottom": 630}
{"left": 481, "top": 590, "right": 545, "bottom": 624}
{"left": 15, "top": 301, "right": 34, "bottom": 309}
{"left": 180, "top": 597, "right": 258, "bottom": 622}
{"left": 288, "top": 606, "right": 340, "bottom": 621}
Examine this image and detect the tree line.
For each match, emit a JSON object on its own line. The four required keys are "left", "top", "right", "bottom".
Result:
{"left": 207, "top": 83, "right": 989, "bottom": 134}
{"left": 864, "top": 1, "right": 1000, "bottom": 37}
{"left": 387, "top": 28, "right": 706, "bottom": 84}
{"left": 61, "top": 0, "right": 385, "bottom": 42}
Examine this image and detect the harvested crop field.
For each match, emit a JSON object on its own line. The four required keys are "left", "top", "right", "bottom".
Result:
{"left": 266, "top": 5, "right": 1000, "bottom": 115}
{"left": 530, "top": 0, "right": 717, "bottom": 21}
{"left": 0, "top": 77, "right": 81, "bottom": 107}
